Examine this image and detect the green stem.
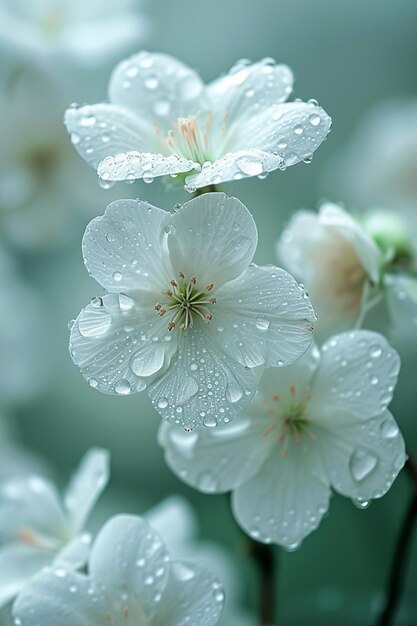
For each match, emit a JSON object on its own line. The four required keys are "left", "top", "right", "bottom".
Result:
{"left": 249, "top": 539, "right": 277, "bottom": 626}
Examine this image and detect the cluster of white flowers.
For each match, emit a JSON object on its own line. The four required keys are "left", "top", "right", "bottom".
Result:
{"left": 0, "top": 40, "right": 412, "bottom": 625}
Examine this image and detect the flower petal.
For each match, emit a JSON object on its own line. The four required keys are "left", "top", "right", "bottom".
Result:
{"left": 98, "top": 151, "right": 198, "bottom": 182}
{"left": 89, "top": 515, "right": 170, "bottom": 620}
{"left": 184, "top": 149, "right": 283, "bottom": 191}
{"left": 207, "top": 59, "right": 293, "bottom": 124}
{"left": 0, "top": 476, "right": 67, "bottom": 542}
{"left": 82, "top": 198, "right": 171, "bottom": 292}
{"left": 168, "top": 192, "right": 257, "bottom": 287}
{"left": 0, "top": 544, "right": 51, "bottom": 608}
{"left": 158, "top": 414, "right": 275, "bottom": 493}
{"left": 148, "top": 328, "right": 257, "bottom": 430}
{"left": 232, "top": 446, "right": 330, "bottom": 549}
{"left": 212, "top": 264, "right": 315, "bottom": 368}
{"left": 64, "top": 103, "right": 154, "bottom": 169}
{"left": 317, "top": 410, "right": 405, "bottom": 502}
{"left": 310, "top": 331, "right": 400, "bottom": 420}
{"left": 155, "top": 559, "right": 224, "bottom": 626}
{"left": 70, "top": 293, "right": 177, "bottom": 395}
{"left": 385, "top": 273, "right": 417, "bottom": 327}
{"left": 64, "top": 449, "right": 110, "bottom": 534}
{"left": 109, "top": 52, "right": 205, "bottom": 124}
{"left": 54, "top": 535, "right": 92, "bottom": 570}
{"left": 231, "top": 101, "right": 331, "bottom": 166}
{"left": 13, "top": 568, "right": 107, "bottom": 626}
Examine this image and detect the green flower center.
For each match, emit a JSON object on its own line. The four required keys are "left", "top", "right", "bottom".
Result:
{"left": 155, "top": 273, "right": 216, "bottom": 331}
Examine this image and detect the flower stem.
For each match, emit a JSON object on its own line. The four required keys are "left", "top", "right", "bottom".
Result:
{"left": 376, "top": 457, "right": 417, "bottom": 626}
{"left": 249, "top": 539, "right": 277, "bottom": 626}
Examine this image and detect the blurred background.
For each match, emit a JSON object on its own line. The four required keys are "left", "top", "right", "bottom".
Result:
{"left": 1, "top": 1, "right": 417, "bottom": 624}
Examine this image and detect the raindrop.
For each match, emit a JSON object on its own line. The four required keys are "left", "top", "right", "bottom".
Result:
{"left": 157, "top": 397, "right": 169, "bottom": 409}
{"left": 225, "top": 383, "right": 243, "bottom": 403}
{"left": 255, "top": 318, "right": 270, "bottom": 331}
{"left": 349, "top": 448, "right": 378, "bottom": 482}
{"left": 309, "top": 113, "right": 321, "bottom": 126}
{"left": 115, "top": 379, "right": 131, "bottom": 395}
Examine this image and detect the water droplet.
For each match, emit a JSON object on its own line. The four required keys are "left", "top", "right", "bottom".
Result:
{"left": 255, "top": 318, "right": 270, "bottom": 331}
{"left": 203, "top": 415, "right": 218, "bottom": 428}
{"left": 380, "top": 419, "right": 399, "bottom": 439}
{"left": 349, "top": 448, "right": 378, "bottom": 482}
{"left": 113, "top": 271, "right": 123, "bottom": 282}
{"left": 309, "top": 113, "right": 321, "bottom": 126}
{"left": 225, "top": 383, "right": 243, "bottom": 403}
{"left": 197, "top": 471, "right": 218, "bottom": 492}
{"left": 71, "top": 132, "right": 80, "bottom": 145}
{"left": 157, "top": 397, "right": 169, "bottom": 409}
{"left": 115, "top": 379, "right": 131, "bottom": 395}
{"left": 145, "top": 76, "right": 159, "bottom": 90}
{"left": 236, "top": 156, "right": 263, "bottom": 176}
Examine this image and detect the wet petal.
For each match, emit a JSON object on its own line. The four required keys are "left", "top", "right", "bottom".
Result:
{"left": 109, "top": 52, "right": 205, "bottom": 124}
{"left": 310, "top": 331, "right": 400, "bottom": 420}
{"left": 70, "top": 293, "right": 177, "bottom": 396}
{"left": 90, "top": 515, "right": 170, "bottom": 620}
{"left": 212, "top": 264, "right": 315, "bottom": 368}
{"left": 148, "top": 328, "right": 257, "bottom": 430}
{"left": 98, "top": 151, "right": 198, "bottom": 182}
{"left": 155, "top": 559, "right": 224, "bottom": 626}
{"left": 207, "top": 59, "right": 293, "bottom": 124}
{"left": 231, "top": 101, "right": 332, "bottom": 166}
{"left": 159, "top": 414, "right": 274, "bottom": 493}
{"left": 318, "top": 410, "right": 405, "bottom": 503}
{"left": 64, "top": 103, "right": 154, "bottom": 169}
{"left": 13, "top": 568, "right": 107, "bottom": 626}
{"left": 232, "top": 446, "right": 330, "bottom": 549}
{"left": 184, "top": 149, "right": 283, "bottom": 191}
{"left": 64, "top": 449, "right": 110, "bottom": 534}
{"left": 82, "top": 199, "right": 171, "bottom": 292}
{"left": 168, "top": 192, "right": 257, "bottom": 287}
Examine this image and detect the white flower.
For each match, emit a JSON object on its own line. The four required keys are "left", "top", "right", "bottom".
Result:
{"left": 69, "top": 192, "right": 316, "bottom": 430}
{"left": 0, "top": 0, "right": 149, "bottom": 69}
{"left": 159, "top": 330, "right": 405, "bottom": 550}
{"left": 13, "top": 514, "right": 224, "bottom": 626}
{"left": 64, "top": 53, "right": 332, "bottom": 191}
{"left": 0, "top": 67, "right": 120, "bottom": 249}
{"left": 0, "top": 448, "right": 109, "bottom": 607}
{"left": 146, "top": 497, "right": 255, "bottom": 626}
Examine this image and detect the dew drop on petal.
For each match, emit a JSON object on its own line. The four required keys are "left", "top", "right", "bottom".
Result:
{"left": 197, "top": 471, "right": 218, "bottom": 492}
{"left": 225, "top": 383, "right": 243, "bottom": 403}
{"left": 349, "top": 448, "right": 378, "bottom": 482}
{"left": 115, "top": 379, "right": 131, "bottom": 395}
{"left": 255, "top": 318, "right": 270, "bottom": 331}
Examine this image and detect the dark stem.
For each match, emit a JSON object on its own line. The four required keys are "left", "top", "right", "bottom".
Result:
{"left": 249, "top": 539, "right": 277, "bottom": 626}
{"left": 376, "top": 457, "right": 417, "bottom": 626}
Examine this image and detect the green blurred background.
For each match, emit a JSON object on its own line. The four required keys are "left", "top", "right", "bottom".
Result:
{"left": 1, "top": 1, "right": 417, "bottom": 624}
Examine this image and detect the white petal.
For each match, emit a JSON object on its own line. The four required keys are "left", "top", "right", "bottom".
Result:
{"left": 54, "top": 535, "right": 92, "bottom": 570}
{"left": 310, "top": 331, "right": 400, "bottom": 420}
{"left": 89, "top": 515, "right": 170, "bottom": 620}
{"left": 64, "top": 449, "right": 110, "bottom": 534}
{"left": 232, "top": 447, "right": 330, "bottom": 549}
{"left": 277, "top": 210, "right": 327, "bottom": 279}
{"left": 0, "top": 544, "right": 51, "bottom": 608}
{"left": 109, "top": 52, "right": 205, "bottom": 124}
{"left": 148, "top": 328, "right": 257, "bottom": 430}
{"left": 385, "top": 273, "right": 417, "bottom": 327}
{"left": 98, "top": 151, "right": 198, "bottom": 182}
{"left": 317, "top": 410, "right": 405, "bottom": 502}
{"left": 155, "top": 559, "right": 224, "bottom": 626}
{"left": 0, "top": 476, "right": 67, "bottom": 542}
{"left": 82, "top": 198, "right": 171, "bottom": 292}
{"left": 185, "top": 149, "right": 283, "bottom": 191}
{"left": 207, "top": 59, "right": 293, "bottom": 124}
{"left": 231, "top": 101, "right": 331, "bottom": 166}
{"left": 70, "top": 294, "right": 177, "bottom": 396}
{"left": 13, "top": 568, "right": 107, "bottom": 626}
{"left": 158, "top": 414, "right": 275, "bottom": 493}
{"left": 145, "top": 496, "right": 197, "bottom": 551}
{"left": 64, "top": 103, "right": 154, "bottom": 169}
{"left": 212, "top": 264, "right": 315, "bottom": 368}
{"left": 168, "top": 193, "right": 257, "bottom": 287}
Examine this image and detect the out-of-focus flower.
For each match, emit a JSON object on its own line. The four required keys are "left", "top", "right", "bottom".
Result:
{"left": 146, "top": 497, "right": 255, "bottom": 626}
{"left": 69, "top": 192, "right": 316, "bottom": 430}
{"left": 0, "top": 449, "right": 109, "bottom": 607}
{"left": 323, "top": 98, "right": 417, "bottom": 217}
{"left": 65, "top": 53, "right": 332, "bottom": 191}
{"left": 0, "top": 0, "right": 149, "bottom": 69}
{"left": 0, "top": 68, "right": 119, "bottom": 250}
{"left": 159, "top": 330, "right": 405, "bottom": 550}
{"left": 277, "top": 203, "right": 417, "bottom": 340}
{"left": 0, "top": 246, "right": 46, "bottom": 403}
{"left": 13, "top": 514, "right": 225, "bottom": 626}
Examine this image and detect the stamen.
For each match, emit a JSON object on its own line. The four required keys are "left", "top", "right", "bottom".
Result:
{"left": 156, "top": 274, "right": 216, "bottom": 331}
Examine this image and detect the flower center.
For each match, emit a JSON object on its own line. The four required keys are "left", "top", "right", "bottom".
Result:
{"left": 259, "top": 384, "right": 316, "bottom": 456}
{"left": 155, "top": 273, "right": 216, "bottom": 331}
{"left": 165, "top": 113, "right": 214, "bottom": 163}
